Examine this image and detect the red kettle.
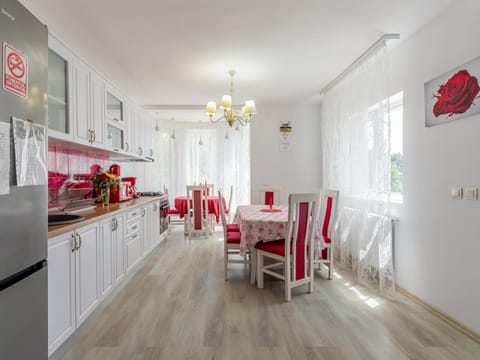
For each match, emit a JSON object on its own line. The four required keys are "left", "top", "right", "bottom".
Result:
{"left": 109, "top": 164, "right": 121, "bottom": 177}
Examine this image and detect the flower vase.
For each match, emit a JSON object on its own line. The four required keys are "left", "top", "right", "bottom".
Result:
{"left": 101, "top": 188, "right": 110, "bottom": 206}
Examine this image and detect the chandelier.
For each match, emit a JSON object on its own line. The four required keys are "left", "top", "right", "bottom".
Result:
{"left": 205, "top": 69, "right": 256, "bottom": 127}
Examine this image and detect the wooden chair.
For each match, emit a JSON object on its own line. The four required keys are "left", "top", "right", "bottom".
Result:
{"left": 164, "top": 186, "right": 181, "bottom": 225}
{"left": 224, "top": 184, "right": 234, "bottom": 223}
{"left": 313, "top": 189, "right": 339, "bottom": 280}
{"left": 258, "top": 186, "right": 282, "bottom": 206}
{"left": 186, "top": 185, "right": 209, "bottom": 238}
{"left": 256, "top": 193, "right": 321, "bottom": 301}
{"left": 219, "top": 190, "right": 249, "bottom": 280}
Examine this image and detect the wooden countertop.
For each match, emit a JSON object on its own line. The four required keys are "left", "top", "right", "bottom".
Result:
{"left": 48, "top": 197, "right": 165, "bottom": 239}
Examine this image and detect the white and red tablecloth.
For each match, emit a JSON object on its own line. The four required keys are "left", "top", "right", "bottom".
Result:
{"left": 234, "top": 204, "right": 326, "bottom": 258}
{"left": 174, "top": 196, "right": 226, "bottom": 223}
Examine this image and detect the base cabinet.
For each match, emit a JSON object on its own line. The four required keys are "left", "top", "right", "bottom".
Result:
{"left": 48, "top": 201, "right": 162, "bottom": 357}
{"left": 47, "top": 222, "right": 100, "bottom": 356}
{"left": 47, "top": 232, "right": 76, "bottom": 356}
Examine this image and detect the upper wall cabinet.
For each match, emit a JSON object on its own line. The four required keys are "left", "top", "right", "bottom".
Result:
{"left": 48, "top": 35, "right": 74, "bottom": 141}
{"left": 105, "top": 85, "right": 125, "bottom": 152}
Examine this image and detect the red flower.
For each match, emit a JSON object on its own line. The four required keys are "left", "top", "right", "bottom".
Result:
{"left": 433, "top": 69, "right": 480, "bottom": 117}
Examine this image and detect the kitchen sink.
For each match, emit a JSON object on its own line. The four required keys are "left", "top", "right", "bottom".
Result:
{"left": 48, "top": 214, "right": 85, "bottom": 226}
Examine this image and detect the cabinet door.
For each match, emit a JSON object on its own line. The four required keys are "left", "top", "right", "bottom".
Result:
{"left": 124, "top": 101, "right": 135, "bottom": 155}
{"left": 47, "top": 232, "right": 76, "bottom": 357}
{"left": 114, "top": 215, "right": 126, "bottom": 283}
{"left": 145, "top": 116, "right": 154, "bottom": 158}
{"left": 136, "top": 112, "right": 145, "bottom": 156}
{"left": 126, "top": 232, "right": 142, "bottom": 273}
{"left": 75, "top": 224, "right": 100, "bottom": 326}
{"left": 142, "top": 205, "right": 152, "bottom": 255}
{"left": 100, "top": 219, "right": 114, "bottom": 300}
{"left": 73, "top": 61, "right": 91, "bottom": 145}
{"left": 48, "top": 34, "right": 74, "bottom": 141}
{"left": 90, "top": 72, "right": 105, "bottom": 147}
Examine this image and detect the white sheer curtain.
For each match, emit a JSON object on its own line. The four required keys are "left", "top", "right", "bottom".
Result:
{"left": 156, "top": 120, "right": 250, "bottom": 212}
{"left": 321, "top": 44, "right": 395, "bottom": 294}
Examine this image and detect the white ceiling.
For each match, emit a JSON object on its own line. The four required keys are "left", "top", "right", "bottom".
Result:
{"left": 21, "top": 0, "right": 454, "bottom": 111}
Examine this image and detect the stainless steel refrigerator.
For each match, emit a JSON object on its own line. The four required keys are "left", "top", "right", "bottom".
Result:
{"left": 0, "top": 0, "right": 48, "bottom": 358}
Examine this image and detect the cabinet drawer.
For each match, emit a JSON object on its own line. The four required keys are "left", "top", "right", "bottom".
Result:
{"left": 126, "top": 220, "right": 141, "bottom": 236}
{"left": 126, "top": 232, "right": 142, "bottom": 273}
{"left": 126, "top": 207, "right": 142, "bottom": 222}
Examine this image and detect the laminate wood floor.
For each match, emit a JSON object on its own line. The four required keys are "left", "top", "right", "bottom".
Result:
{"left": 51, "top": 227, "right": 480, "bottom": 360}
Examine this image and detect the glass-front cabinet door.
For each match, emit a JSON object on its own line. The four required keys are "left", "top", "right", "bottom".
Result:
{"left": 106, "top": 91, "right": 123, "bottom": 123}
{"left": 48, "top": 48, "right": 70, "bottom": 137}
{"left": 106, "top": 123, "right": 124, "bottom": 151}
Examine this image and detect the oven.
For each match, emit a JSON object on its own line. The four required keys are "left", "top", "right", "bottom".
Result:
{"left": 159, "top": 198, "right": 169, "bottom": 235}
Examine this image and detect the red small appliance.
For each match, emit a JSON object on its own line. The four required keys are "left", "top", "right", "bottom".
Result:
{"left": 109, "top": 164, "right": 121, "bottom": 177}
{"left": 109, "top": 181, "right": 134, "bottom": 203}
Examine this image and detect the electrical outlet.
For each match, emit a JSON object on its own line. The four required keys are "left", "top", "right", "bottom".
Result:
{"left": 451, "top": 187, "right": 462, "bottom": 199}
{"left": 463, "top": 187, "right": 477, "bottom": 200}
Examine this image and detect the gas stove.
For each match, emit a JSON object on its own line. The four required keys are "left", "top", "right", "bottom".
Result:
{"left": 137, "top": 191, "right": 165, "bottom": 197}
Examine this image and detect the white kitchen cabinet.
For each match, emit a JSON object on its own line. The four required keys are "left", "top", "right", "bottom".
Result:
{"left": 48, "top": 34, "right": 74, "bottom": 141}
{"left": 142, "top": 204, "right": 152, "bottom": 255}
{"left": 75, "top": 223, "right": 100, "bottom": 327}
{"left": 47, "top": 232, "right": 76, "bottom": 356}
{"left": 114, "top": 214, "right": 126, "bottom": 283}
{"left": 90, "top": 72, "right": 105, "bottom": 147}
{"left": 72, "top": 59, "right": 105, "bottom": 148}
{"left": 100, "top": 218, "right": 115, "bottom": 300}
{"left": 48, "top": 201, "right": 160, "bottom": 357}
{"left": 151, "top": 201, "right": 161, "bottom": 248}
{"left": 73, "top": 60, "right": 91, "bottom": 146}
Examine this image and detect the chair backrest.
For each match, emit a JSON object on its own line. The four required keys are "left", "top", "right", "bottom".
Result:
{"left": 258, "top": 186, "right": 282, "bottom": 205}
{"left": 218, "top": 189, "right": 228, "bottom": 237}
{"left": 186, "top": 185, "right": 208, "bottom": 231}
{"left": 320, "top": 190, "right": 339, "bottom": 239}
{"left": 285, "top": 193, "right": 321, "bottom": 281}
{"left": 227, "top": 184, "right": 233, "bottom": 212}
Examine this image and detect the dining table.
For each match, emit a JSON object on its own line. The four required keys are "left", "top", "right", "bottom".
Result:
{"left": 234, "top": 204, "right": 326, "bottom": 259}
{"left": 174, "top": 195, "right": 226, "bottom": 223}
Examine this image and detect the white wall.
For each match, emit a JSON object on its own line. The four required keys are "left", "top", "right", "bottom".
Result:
{"left": 250, "top": 103, "right": 322, "bottom": 204}
{"left": 390, "top": 0, "right": 480, "bottom": 333}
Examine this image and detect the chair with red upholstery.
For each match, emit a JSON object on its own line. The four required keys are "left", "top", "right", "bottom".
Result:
{"left": 219, "top": 190, "right": 249, "bottom": 280}
{"left": 186, "top": 185, "right": 209, "bottom": 238}
{"left": 224, "top": 184, "right": 234, "bottom": 223}
{"left": 256, "top": 193, "right": 321, "bottom": 301}
{"left": 258, "top": 186, "right": 282, "bottom": 206}
{"left": 313, "top": 189, "right": 339, "bottom": 280}
{"left": 164, "top": 186, "right": 181, "bottom": 225}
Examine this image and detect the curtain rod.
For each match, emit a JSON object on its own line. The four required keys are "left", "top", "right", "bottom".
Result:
{"left": 319, "top": 33, "right": 400, "bottom": 95}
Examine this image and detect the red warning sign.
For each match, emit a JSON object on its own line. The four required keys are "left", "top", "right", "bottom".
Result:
{"left": 3, "top": 42, "right": 28, "bottom": 98}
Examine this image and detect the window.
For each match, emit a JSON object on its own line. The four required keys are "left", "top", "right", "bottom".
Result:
{"left": 367, "top": 91, "right": 403, "bottom": 202}
{"left": 154, "top": 130, "right": 171, "bottom": 192}
{"left": 389, "top": 92, "right": 403, "bottom": 203}
{"left": 185, "top": 129, "right": 217, "bottom": 185}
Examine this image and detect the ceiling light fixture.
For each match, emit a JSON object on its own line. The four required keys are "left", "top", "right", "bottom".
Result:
{"left": 205, "top": 69, "right": 256, "bottom": 127}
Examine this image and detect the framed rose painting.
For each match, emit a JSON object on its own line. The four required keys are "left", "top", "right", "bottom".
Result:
{"left": 424, "top": 57, "right": 480, "bottom": 127}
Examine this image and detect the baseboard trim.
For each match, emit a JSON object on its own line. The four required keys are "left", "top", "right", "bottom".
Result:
{"left": 396, "top": 285, "right": 480, "bottom": 343}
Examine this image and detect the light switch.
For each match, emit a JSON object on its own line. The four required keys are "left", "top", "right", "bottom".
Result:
{"left": 463, "top": 187, "right": 477, "bottom": 200}
{"left": 451, "top": 187, "right": 462, "bottom": 199}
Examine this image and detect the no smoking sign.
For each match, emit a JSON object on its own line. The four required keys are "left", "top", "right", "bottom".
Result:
{"left": 3, "top": 42, "right": 28, "bottom": 98}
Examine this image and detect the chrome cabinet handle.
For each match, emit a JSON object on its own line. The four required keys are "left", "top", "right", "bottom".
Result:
{"left": 115, "top": 218, "right": 118, "bottom": 231}
{"left": 77, "top": 233, "right": 82, "bottom": 250}
{"left": 88, "top": 129, "right": 92, "bottom": 143}
{"left": 111, "top": 218, "right": 116, "bottom": 231}
{"left": 142, "top": 208, "right": 146, "bottom": 217}
{"left": 132, "top": 212, "right": 137, "bottom": 216}
{"left": 125, "top": 142, "right": 129, "bottom": 152}
{"left": 92, "top": 130, "right": 96, "bottom": 143}
{"left": 132, "top": 234, "right": 138, "bottom": 239}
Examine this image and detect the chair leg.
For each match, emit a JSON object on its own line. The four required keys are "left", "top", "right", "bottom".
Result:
{"left": 256, "top": 251, "right": 264, "bottom": 289}
{"left": 250, "top": 249, "right": 256, "bottom": 285}
{"left": 328, "top": 248, "right": 333, "bottom": 280}
{"left": 224, "top": 246, "right": 228, "bottom": 281}
{"left": 308, "top": 248, "right": 314, "bottom": 293}
{"left": 285, "top": 260, "right": 291, "bottom": 302}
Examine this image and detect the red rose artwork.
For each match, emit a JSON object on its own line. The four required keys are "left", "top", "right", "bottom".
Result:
{"left": 425, "top": 58, "right": 480, "bottom": 127}
{"left": 433, "top": 69, "right": 480, "bottom": 117}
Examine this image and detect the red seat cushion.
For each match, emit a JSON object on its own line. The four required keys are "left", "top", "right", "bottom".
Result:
{"left": 168, "top": 208, "right": 180, "bottom": 215}
{"left": 226, "top": 224, "right": 240, "bottom": 232}
{"left": 255, "top": 239, "right": 286, "bottom": 256}
{"left": 226, "top": 231, "right": 241, "bottom": 244}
